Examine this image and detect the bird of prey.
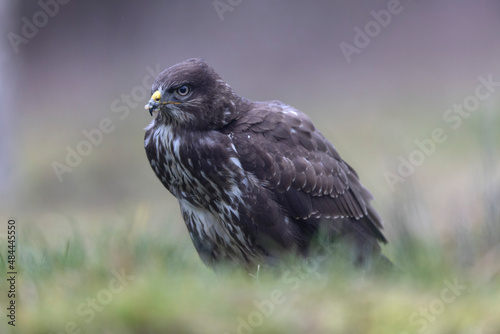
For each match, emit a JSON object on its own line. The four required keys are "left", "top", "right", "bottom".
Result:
{"left": 144, "top": 58, "right": 388, "bottom": 271}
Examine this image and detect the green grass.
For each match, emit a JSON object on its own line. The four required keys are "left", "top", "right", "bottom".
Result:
{"left": 1, "top": 200, "right": 499, "bottom": 334}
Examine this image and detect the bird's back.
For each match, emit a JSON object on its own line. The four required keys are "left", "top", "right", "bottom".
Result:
{"left": 222, "top": 100, "right": 387, "bottom": 265}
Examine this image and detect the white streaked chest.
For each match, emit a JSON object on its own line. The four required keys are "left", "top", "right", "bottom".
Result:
{"left": 179, "top": 198, "right": 257, "bottom": 262}
{"left": 180, "top": 199, "right": 235, "bottom": 244}
{"left": 145, "top": 123, "right": 193, "bottom": 197}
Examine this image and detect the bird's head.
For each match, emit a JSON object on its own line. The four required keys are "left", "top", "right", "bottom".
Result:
{"left": 145, "top": 58, "right": 243, "bottom": 130}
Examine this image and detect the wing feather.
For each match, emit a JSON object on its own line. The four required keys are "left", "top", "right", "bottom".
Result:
{"left": 227, "top": 101, "right": 386, "bottom": 243}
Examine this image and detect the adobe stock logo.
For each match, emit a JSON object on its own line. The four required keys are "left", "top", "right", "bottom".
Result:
{"left": 224, "top": 241, "right": 332, "bottom": 334}
{"left": 50, "top": 268, "right": 135, "bottom": 334}
{"left": 340, "top": 0, "right": 410, "bottom": 63}
{"left": 213, "top": 0, "right": 243, "bottom": 21}
{"left": 7, "top": 0, "right": 72, "bottom": 54}
{"left": 51, "top": 65, "right": 162, "bottom": 182}
{"left": 399, "top": 278, "right": 466, "bottom": 334}
{"left": 385, "top": 74, "right": 499, "bottom": 191}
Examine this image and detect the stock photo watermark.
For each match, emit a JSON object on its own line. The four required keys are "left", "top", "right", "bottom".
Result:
{"left": 5, "top": 219, "right": 17, "bottom": 327}
{"left": 224, "top": 242, "right": 333, "bottom": 334}
{"left": 213, "top": 0, "right": 243, "bottom": 21}
{"left": 399, "top": 278, "right": 466, "bottom": 334}
{"left": 7, "top": 0, "right": 72, "bottom": 54}
{"left": 385, "top": 73, "right": 500, "bottom": 191}
{"left": 51, "top": 65, "right": 162, "bottom": 182}
{"left": 339, "top": 0, "right": 411, "bottom": 63}
{"left": 50, "top": 268, "right": 135, "bottom": 334}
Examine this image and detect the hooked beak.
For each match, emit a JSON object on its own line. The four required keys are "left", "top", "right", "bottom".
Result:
{"left": 145, "top": 90, "right": 162, "bottom": 116}
{"left": 144, "top": 90, "right": 182, "bottom": 116}
{"left": 145, "top": 100, "right": 158, "bottom": 116}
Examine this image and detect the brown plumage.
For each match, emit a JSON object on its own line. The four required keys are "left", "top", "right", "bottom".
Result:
{"left": 144, "top": 58, "right": 388, "bottom": 270}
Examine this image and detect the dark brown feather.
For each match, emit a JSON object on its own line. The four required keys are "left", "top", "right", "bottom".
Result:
{"left": 144, "top": 58, "right": 388, "bottom": 270}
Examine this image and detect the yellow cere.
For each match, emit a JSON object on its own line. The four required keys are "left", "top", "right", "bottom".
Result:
{"left": 152, "top": 90, "right": 161, "bottom": 102}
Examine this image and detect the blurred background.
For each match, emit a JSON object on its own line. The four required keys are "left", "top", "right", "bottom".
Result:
{"left": 2, "top": 0, "right": 500, "bottom": 226}
{"left": 1, "top": 1, "right": 500, "bottom": 333}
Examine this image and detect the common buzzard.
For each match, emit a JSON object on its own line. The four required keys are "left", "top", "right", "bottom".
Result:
{"left": 144, "top": 59, "right": 388, "bottom": 270}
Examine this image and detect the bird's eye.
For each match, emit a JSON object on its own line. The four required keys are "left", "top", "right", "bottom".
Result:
{"left": 176, "top": 85, "right": 191, "bottom": 96}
